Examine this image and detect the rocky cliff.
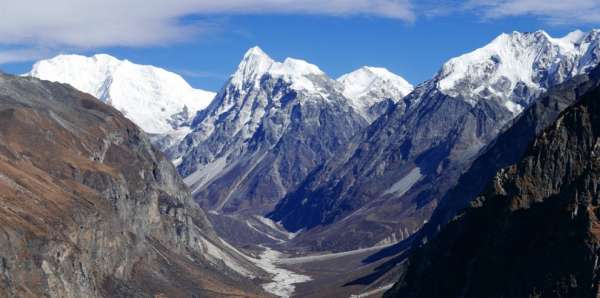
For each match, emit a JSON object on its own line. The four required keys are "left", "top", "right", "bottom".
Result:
{"left": 0, "top": 73, "right": 265, "bottom": 297}
{"left": 385, "top": 65, "right": 600, "bottom": 298}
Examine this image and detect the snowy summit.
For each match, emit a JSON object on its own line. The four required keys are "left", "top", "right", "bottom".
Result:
{"left": 230, "top": 46, "right": 326, "bottom": 94}
{"left": 338, "top": 66, "right": 413, "bottom": 121}
{"left": 27, "top": 54, "right": 216, "bottom": 135}
{"left": 436, "top": 29, "right": 600, "bottom": 114}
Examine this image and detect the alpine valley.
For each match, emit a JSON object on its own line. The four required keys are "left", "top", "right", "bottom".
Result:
{"left": 5, "top": 28, "right": 599, "bottom": 298}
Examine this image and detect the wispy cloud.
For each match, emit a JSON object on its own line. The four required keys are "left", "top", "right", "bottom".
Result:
{"left": 0, "top": 0, "right": 414, "bottom": 50}
{"left": 465, "top": 0, "right": 600, "bottom": 24}
{"left": 1, "top": 0, "right": 596, "bottom": 65}
{"left": 177, "top": 69, "right": 228, "bottom": 79}
{"left": 0, "top": 48, "right": 48, "bottom": 64}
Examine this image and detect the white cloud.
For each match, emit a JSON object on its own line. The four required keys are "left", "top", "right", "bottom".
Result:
{"left": 0, "top": 48, "right": 48, "bottom": 64}
{"left": 0, "top": 0, "right": 414, "bottom": 50}
{"left": 177, "top": 69, "right": 227, "bottom": 79}
{"left": 466, "top": 0, "right": 600, "bottom": 24}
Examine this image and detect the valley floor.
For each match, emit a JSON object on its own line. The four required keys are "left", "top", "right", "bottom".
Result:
{"left": 239, "top": 241, "right": 406, "bottom": 297}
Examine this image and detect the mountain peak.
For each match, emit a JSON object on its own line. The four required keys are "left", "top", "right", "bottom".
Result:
{"left": 91, "top": 53, "right": 121, "bottom": 62}
{"left": 271, "top": 57, "right": 324, "bottom": 77}
{"left": 27, "top": 54, "right": 216, "bottom": 134}
{"left": 243, "top": 46, "right": 270, "bottom": 59}
{"left": 338, "top": 66, "right": 412, "bottom": 98}
{"left": 436, "top": 29, "right": 600, "bottom": 112}
{"left": 230, "top": 47, "right": 326, "bottom": 93}
{"left": 338, "top": 66, "right": 413, "bottom": 122}
{"left": 231, "top": 46, "right": 275, "bottom": 87}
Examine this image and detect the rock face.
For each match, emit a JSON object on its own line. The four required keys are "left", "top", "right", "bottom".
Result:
{"left": 416, "top": 65, "right": 600, "bottom": 244}
{"left": 176, "top": 47, "right": 368, "bottom": 218}
{"left": 0, "top": 73, "right": 264, "bottom": 297}
{"left": 337, "top": 66, "right": 413, "bottom": 122}
{"left": 268, "top": 30, "right": 600, "bottom": 252}
{"left": 385, "top": 64, "right": 600, "bottom": 298}
{"left": 26, "top": 54, "right": 215, "bottom": 143}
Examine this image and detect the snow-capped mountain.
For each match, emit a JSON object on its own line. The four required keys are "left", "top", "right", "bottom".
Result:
{"left": 437, "top": 29, "right": 600, "bottom": 114}
{"left": 338, "top": 66, "right": 413, "bottom": 122}
{"left": 175, "top": 47, "right": 367, "bottom": 244}
{"left": 269, "top": 29, "right": 600, "bottom": 252}
{"left": 26, "top": 54, "right": 216, "bottom": 135}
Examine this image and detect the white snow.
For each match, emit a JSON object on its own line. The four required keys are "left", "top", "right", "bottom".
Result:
{"left": 504, "top": 100, "right": 524, "bottom": 115}
{"left": 254, "top": 216, "right": 300, "bottom": 240}
{"left": 26, "top": 54, "right": 216, "bottom": 134}
{"left": 230, "top": 46, "right": 325, "bottom": 94}
{"left": 383, "top": 167, "right": 422, "bottom": 196}
{"left": 436, "top": 30, "right": 600, "bottom": 110}
{"left": 339, "top": 67, "right": 413, "bottom": 104}
{"left": 172, "top": 157, "right": 183, "bottom": 167}
{"left": 338, "top": 66, "right": 413, "bottom": 121}
{"left": 548, "top": 29, "right": 587, "bottom": 51}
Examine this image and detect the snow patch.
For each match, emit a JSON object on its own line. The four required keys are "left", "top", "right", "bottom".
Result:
{"left": 383, "top": 167, "right": 422, "bottom": 196}
{"left": 255, "top": 216, "right": 300, "bottom": 240}
{"left": 504, "top": 100, "right": 524, "bottom": 115}
{"left": 183, "top": 156, "right": 228, "bottom": 194}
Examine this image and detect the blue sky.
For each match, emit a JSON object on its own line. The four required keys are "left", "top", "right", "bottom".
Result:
{"left": 1, "top": 0, "right": 599, "bottom": 91}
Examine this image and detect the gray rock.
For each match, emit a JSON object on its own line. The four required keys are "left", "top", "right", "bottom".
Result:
{"left": 0, "top": 74, "right": 265, "bottom": 297}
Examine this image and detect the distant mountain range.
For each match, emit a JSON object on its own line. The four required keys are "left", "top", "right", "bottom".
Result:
{"left": 269, "top": 29, "right": 600, "bottom": 251}
{"left": 26, "top": 30, "right": 600, "bottom": 254}
{"left": 26, "top": 48, "right": 415, "bottom": 249}
{"left": 11, "top": 28, "right": 600, "bottom": 297}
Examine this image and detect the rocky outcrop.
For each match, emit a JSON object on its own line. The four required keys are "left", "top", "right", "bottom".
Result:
{"left": 0, "top": 73, "right": 265, "bottom": 297}
{"left": 385, "top": 66, "right": 600, "bottom": 298}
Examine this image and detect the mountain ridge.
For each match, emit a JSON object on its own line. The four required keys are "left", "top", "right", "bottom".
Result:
{"left": 385, "top": 62, "right": 600, "bottom": 298}
{"left": 268, "top": 29, "right": 600, "bottom": 252}
{"left": 0, "top": 73, "right": 266, "bottom": 297}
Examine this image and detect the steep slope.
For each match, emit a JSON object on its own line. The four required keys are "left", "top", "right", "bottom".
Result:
{"left": 0, "top": 73, "right": 265, "bottom": 297}
{"left": 338, "top": 66, "right": 413, "bottom": 122}
{"left": 385, "top": 63, "right": 600, "bottom": 298}
{"left": 415, "top": 64, "right": 600, "bottom": 244}
{"left": 26, "top": 54, "right": 215, "bottom": 136}
{"left": 269, "top": 29, "right": 600, "bottom": 252}
{"left": 176, "top": 47, "right": 367, "bottom": 226}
